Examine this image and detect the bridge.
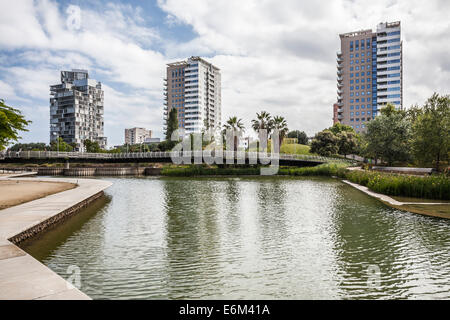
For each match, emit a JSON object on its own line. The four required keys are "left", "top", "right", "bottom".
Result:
{"left": 0, "top": 150, "right": 355, "bottom": 167}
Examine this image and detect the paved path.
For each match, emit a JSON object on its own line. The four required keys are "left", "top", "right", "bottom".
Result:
{"left": 0, "top": 176, "right": 112, "bottom": 300}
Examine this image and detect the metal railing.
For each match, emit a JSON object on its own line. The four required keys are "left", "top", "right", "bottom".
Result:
{"left": 1, "top": 150, "right": 356, "bottom": 164}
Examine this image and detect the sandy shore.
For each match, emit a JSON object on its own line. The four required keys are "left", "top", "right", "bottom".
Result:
{"left": 0, "top": 180, "right": 77, "bottom": 210}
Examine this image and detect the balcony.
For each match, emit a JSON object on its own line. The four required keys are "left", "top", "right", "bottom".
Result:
{"left": 337, "top": 57, "right": 343, "bottom": 63}
{"left": 338, "top": 115, "right": 344, "bottom": 120}
{"left": 337, "top": 102, "right": 343, "bottom": 107}
{"left": 337, "top": 89, "right": 343, "bottom": 95}
{"left": 337, "top": 82, "right": 343, "bottom": 88}
{"left": 337, "top": 76, "right": 343, "bottom": 82}
{"left": 337, "top": 63, "right": 343, "bottom": 69}
{"left": 337, "top": 108, "right": 343, "bottom": 113}
{"left": 337, "top": 70, "right": 343, "bottom": 76}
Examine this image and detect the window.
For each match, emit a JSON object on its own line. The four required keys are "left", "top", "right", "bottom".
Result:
{"left": 350, "top": 105, "right": 354, "bottom": 110}
{"left": 356, "top": 79, "right": 359, "bottom": 83}
{"left": 350, "top": 80, "right": 354, "bottom": 84}
{"left": 355, "top": 73, "right": 359, "bottom": 77}
{"left": 355, "top": 85, "right": 359, "bottom": 90}
{"left": 350, "top": 112, "right": 354, "bottom": 116}
{"left": 350, "top": 86, "right": 354, "bottom": 90}
{"left": 388, "top": 31, "right": 400, "bottom": 36}
{"left": 350, "top": 67, "right": 354, "bottom": 71}
{"left": 361, "top": 85, "right": 365, "bottom": 89}
{"left": 350, "top": 73, "right": 354, "bottom": 77}
{"left": 350, "top": 54, "right": 354, "bottom": 58}
{"left": 350, "top": 92, "right": 354, "bottom": 96}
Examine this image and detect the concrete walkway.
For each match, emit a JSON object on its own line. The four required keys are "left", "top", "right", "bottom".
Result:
{"left": 342, "top": 180, "right": 447, "bottom": 206}
{"left": 0, "top": 176, "right": 112, "bottom": 300}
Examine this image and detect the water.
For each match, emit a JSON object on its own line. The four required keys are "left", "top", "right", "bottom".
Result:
{"left": 22, "top": 176, "right": 450, "bottom": 299}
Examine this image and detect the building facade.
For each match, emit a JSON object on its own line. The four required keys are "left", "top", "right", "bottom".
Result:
{"left": 164, "top": 56, "right": 221, "bottom": 136}
{"left": 335, "top": 21, "right": 402, "bottom": 133}
{"left": 124, "top": 127, "right": 152, "bottom": 145}
{"left": 50, "top": 69, "right": 106, "bottom": 151}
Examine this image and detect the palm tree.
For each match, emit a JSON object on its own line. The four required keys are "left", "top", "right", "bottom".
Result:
{"left": 251, "top": 111, "right": 273, "bottom": 134}
{"left": 251, "top": 111, "right": 273, "bottom": 151}
{"left": 223, "top": 116, "right": 245, "bottom": 151}
{"left": 272, "top": 116, "right": 289, "bottom": 151}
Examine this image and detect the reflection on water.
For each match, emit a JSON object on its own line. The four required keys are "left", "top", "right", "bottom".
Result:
{"left": 22, "top": 176, "right": 450, "bottom": 299}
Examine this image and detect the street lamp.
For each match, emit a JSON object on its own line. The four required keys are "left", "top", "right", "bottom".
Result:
{"left": 52, "top": 132, "right": 59, "bottom": 155}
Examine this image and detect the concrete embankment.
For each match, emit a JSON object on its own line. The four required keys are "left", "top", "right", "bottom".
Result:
{"left": 37, "top": 167, "right": 162, "bottom": 176}
{"left": 0, "top": 176, "right": 112, "bottom": 300}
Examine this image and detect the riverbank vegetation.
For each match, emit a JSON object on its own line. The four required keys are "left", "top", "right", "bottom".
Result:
{"left": 161, "top": 163, "right": 449, "bottom": 200}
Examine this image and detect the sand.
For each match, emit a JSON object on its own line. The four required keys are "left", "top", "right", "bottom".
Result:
{"left": 0, "top": 180, "right": 77, "bottom": 210}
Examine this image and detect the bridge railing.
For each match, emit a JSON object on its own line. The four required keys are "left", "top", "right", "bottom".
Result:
{"left": 2, "top": 150, "right": 356, "bottom": 164}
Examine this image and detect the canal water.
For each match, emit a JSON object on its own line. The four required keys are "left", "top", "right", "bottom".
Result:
{"left": 22, "top": 176, "right": 450, "bottom": 299}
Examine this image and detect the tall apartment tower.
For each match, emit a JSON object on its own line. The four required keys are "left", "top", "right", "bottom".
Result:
{"left": 163, "top": 56, "right": 221, "bottom": 136}
{"left": 124, "top": 127, "right": 152, "bottom": 145}
{"left": 50, "top": 69, "right": 107, "bottom": 151}
{"left": 335, "top": 21, "right": 402, "bottom": 133}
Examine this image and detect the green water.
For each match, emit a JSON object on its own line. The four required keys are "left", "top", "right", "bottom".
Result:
{"left": 22, "top": 176, "right": 450, "bottom": 299}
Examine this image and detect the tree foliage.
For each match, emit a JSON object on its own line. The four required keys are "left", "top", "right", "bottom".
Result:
{"left": 50, "top": 137, "right": 73, "bottom": 152}
{"left": 287, "top": 130, "right": 308, "bottom": 145}
{"left": 310, "top": 130, "right": 338, "bottom": 156}
{"left": 165, "top": 108, "right": 178, "bottom": 141}
{"left": 411, "top": 93, "right": 449, "bottom": 169}
{"left": 272, "top": 116, "right": 289, "bottom": 148}
{"left": 363, "top": 103, "right": 411, "bottom": 165}
{"left": 9, "top": 142, "right": 47, "bottom": 151}
{"left": 83, "top": 139, "right": 102, "bottom": 153}
{"left": 0, "top": 99, "right": 32, "bottom": 150}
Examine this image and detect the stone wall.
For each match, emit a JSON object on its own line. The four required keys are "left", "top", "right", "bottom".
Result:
{"left": 8, "top": 191, "right": 104, "bottom": 245}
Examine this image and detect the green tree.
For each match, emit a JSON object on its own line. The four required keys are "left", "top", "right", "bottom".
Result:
{"left": 287, "top": 130, "right": 308, "bottom": 145}
{"left": 50, "top": 137, "right": 73, "bottom": 152}
{"left": 83, "top": 139, "right": 102, "bottom": 153}
{"left": 0, "top": 99, "right": 32, "bottom": 150}
{"left": 336, "top": 131, "right": 358, "bottom": 157}
{"left": 272, "top": 116, "right": 289, "bottom": 148}
{"left": 252, "top": 111, "right": 273, "bottom": 151}
{"left": 9, "top": 142, "right": 47, "bottom": 151}
{"left": 165, "top": 108, "right": 178, "bottom": 140}
{"left": 364, "top": 103, "right": 411, "bottom": 165}
{"left": 411, "top": 93, "right": 450, "bottom": 170}
{"left": 310, "top": 130, "right": 338, "bottom": 157}
{"left": 223, "top": 116, "right": 245, "bottom": 151}
{"left": 328, "top": 122, "right": 355, "bottom": 135}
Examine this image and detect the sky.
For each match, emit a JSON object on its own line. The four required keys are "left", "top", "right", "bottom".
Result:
{"left": 0, "top": 0, "right": 449, "bottom": 147}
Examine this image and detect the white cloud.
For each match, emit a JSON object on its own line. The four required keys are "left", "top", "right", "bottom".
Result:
{"left": 159, "top": 0, "right": 450, "bottom": 135}
{"left": 0, "top": 0, "right": 449, "bottom": 147}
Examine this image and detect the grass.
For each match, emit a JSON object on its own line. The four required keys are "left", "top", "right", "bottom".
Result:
{"left": 345, "top": 170, "right": 450, "bottom": 200}
{"left": 280, "top": 143, "right": 311, "bottom": 155}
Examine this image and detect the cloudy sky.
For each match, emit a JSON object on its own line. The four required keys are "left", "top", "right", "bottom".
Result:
{"left": 0, "top": 0, "right": 449, "bottom": 147}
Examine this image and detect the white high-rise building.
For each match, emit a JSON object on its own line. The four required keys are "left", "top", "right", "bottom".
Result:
{"left": 376, "top": 21, "right": 403, "bottom": 110}
{"left": 334, "top": 21, "right": 403, "bottom": 133}
{"left": 50, "top": 69, "right": 106, "bottom": 151}
{"left": 164, "top": 56, "right": 222, "bottom": 135}
{"left": 124, "top": 127, "right": 152, "bottom": 145}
